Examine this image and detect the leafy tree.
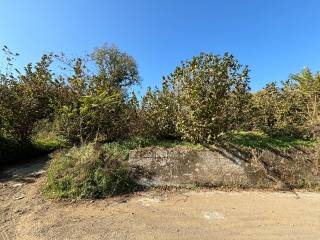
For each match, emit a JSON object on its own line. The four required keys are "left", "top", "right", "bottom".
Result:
{"left": 127, "top": 92, "right": 141, "bottom": 137}
{"left": 0, "top": 46, "right": 19, "bottom": 137}
{"left": 0, "top": 52, "right": 60, "bottom": 142}
{"left": 58, "top": 90, "right": 126, "bottom": 144}
{"left": 290, "top": 68, "right": 320, "bottom": 137}
{"left": 57, "top": 45, "right": 140, "bottom": 144}
{"left": 155, "top": 79, "right": 178, "bottom": 138}
{"left": 165, "top": 52, "right": 250, "bottom": 143}
{"left": 69, "top": 58, "right": 89, "bottom": 98}
{"left": 91, "top": 44, "right": 140, "bottom": 92}
{"left": 252, "top": 82, "right": 307, "bottom": 137}
{"left": 252, "top": 83, "right": 280, "bottom": 135}
{"left": 141, "top": 79, "right": 178, "bottom": 139}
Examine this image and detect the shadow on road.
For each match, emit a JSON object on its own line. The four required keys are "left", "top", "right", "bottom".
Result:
{"left": 0, "top": 155, "right": 50, "bottom": 183}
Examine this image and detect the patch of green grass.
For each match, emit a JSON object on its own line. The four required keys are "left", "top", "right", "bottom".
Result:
{"left": 230, "top": 131, "right": 316, "bottom": 151}
{"left": 43, "top": 143, "right": 138, "bottom": 199}
{"left": 32, "top": 132, "right": 68, "bottom": 152}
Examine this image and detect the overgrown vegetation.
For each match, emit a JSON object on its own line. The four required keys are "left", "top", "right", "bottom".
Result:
{"left": 44, "top": 139, "right": 202, "bottom": 199}
{"left": 43, "top": 143, "right": 138, "bottom": 199}
{"left": 245, "top": 146, "right": 320, "bottom": 190}
{"left": 231, "top": 131, "right": 315, "bottom": 151}
{"left": 1, "top": 44, "right": 320, "bottom": 197}
{"left": 1, "top": 45, "right": 318, "bottom": 146}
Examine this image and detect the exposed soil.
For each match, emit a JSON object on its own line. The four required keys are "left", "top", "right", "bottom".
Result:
{"left": 1, "top": 159, "right": 320, "bottom": 240}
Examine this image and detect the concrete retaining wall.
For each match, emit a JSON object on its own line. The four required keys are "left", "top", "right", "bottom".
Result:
{"left": 128, "top": 147, "right": 249, "bottom": 187}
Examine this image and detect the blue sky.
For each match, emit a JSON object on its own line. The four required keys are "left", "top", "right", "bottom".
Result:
{"left": 1, "top": 0, "right": 320, "bottom": 94}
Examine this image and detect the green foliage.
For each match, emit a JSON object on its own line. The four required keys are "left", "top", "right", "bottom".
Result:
{"left": 141, "top": 80, "right": 178, "bottom": 139}
{"left": 252, "top": 82, "right": 308, "bottom": 138}
{"left": 3, "top": 43, "right": 320, "bottom": 196}
{"left": 91, "top": 44, "right": 140, "bottom": 90}
{"left": 0, "top": 50, "right": 63, "bottom": 143}
{"left": 58, "top": 90, "right": 127, "bottom": 143}
{"left": 165, "top": 52, "right": 250, "bottom": 143}
{"left": 55, "top": 45, "right": 140, "bottom": 144}
{"left": 231, "top": 131, "right": 315, "bottom": 151}
{"left": 0, "top": 108, "right": 66, "bottom": 165}
{"left": 126, "top": 92, "right": 142, "bottom": 137}
{"left": 32, "top": 131, "right": 68, "bottom": 152}
{"left": 2, "top": 43, "right": 320, "bottom": 190}
{"left": 290, "top": 68, "right": 320, "bottom": 137}
{"left": 43, "top": 143, "right": 137, "bottom": 199}
{"left": 43, "top": 138, "right": 202, "bottom": 199}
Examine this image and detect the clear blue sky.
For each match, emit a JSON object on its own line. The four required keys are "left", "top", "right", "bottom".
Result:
{"left": 1, "top": 0, "right": 320, "bottom": 94}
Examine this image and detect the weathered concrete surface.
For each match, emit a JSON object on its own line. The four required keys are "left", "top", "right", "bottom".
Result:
{"left": 128, "top": 147, "right": 249, "bottom": 187}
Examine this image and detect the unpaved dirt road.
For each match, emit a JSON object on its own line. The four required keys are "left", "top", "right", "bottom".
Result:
{"left": 1, "top": 159, "right": 320, "bottom": 240}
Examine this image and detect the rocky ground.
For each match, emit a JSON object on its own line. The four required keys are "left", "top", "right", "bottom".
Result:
{"left": 1, "top": 159, "right": 320, "bottom": 240}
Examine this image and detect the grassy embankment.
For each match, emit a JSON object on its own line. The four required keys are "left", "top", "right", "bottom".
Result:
{"left": 230, "top": 131, "right": 315, "bottom": 151}
{"left": 43, "top": 138, "right": 201, "bottom": 199}
{"left": 43, "top": 133, "right": 317, "bottom": 199}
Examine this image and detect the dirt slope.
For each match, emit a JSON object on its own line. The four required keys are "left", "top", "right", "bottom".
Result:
{"left": 1, "top": 161, "right": 320, "bottom": 240}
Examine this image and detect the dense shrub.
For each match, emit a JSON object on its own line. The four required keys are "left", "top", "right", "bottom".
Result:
{"left": 57, "top": 89, "right": 128, "bottom": 144}
{"left": 290, "top": 68, "right": 320, "bottom": 137}
{"left": 126, "top": 92, "right": 142, "bottom": 137}
{"left": 140, "top": 80, "right": 178, "bottom": 139}
{"left": 55, "top": 45, "right": 140, "bottom": 144}
{"left": 252, "top": 82, "right": 307, "bottom": 138}
{"left": 164, "top": 52, "right": 250, "bottom": 143}
{"left": 43, "top": 143, "right": 137, "bottom": 199}
{"left": 0, "top": 52, "right": 62, "bottom": 142}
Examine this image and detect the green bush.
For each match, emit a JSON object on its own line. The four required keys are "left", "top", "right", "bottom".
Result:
{"left": 0, "top": 52, "right": 63, "bottom": 143}
{"left": 43, "top": 143, "right": 137, "bottom": 199}
{"left": 290, "top": 68, "right": 320, "bottom": 138}
{"left": 57, "top": 90, "right": 128, "bottom": 144}
{"left": 252, "top": 82, "right": 308, "bottom": 138}
{"left": 55, "top": 45, "right": 140, "bottom": 144}
{"left": 140, "top": 80, "right": 178, "bottom": 139}
{"left": 165, "top": 52, "right": 251, "bottom": 143}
